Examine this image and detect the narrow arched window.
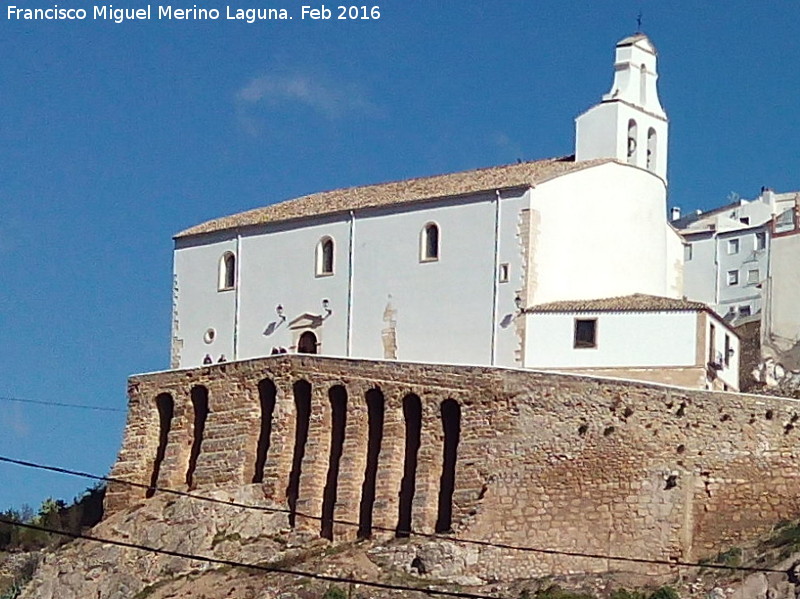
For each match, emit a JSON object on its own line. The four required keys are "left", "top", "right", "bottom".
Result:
{"left": 420, "top": 223, "right": 439, "bottom": 262}
{"left": 316, "top": 237, "right": 334, "bottom": 276}
{"left": 219, "top": 252, "right": 236, "bottom": 290}
{"left": 647, "top": 127, "right": 657, "bottom": 171}
{"left": 627, "top": 119, "right": 638, "bottom": 165}
{"left": 639, "top": 64, "right": 647, "bottom": 105}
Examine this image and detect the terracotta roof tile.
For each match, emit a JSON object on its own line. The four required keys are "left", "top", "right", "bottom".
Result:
{"left": 526, "top": 294, "right": 708, "bottom": 313}
{"left": 176, "top": 156, "right": 614, "bottom": 238}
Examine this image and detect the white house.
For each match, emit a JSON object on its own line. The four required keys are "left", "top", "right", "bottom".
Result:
{"left": 758, "top": 193, "right": 800, "bottom": 385}
{"left": 675, "top": 188, "right": 799, "bottom": 320}
{"left": 167, "top": 34, "right": 724, "bottom": 389}
{"left": 524, "top": 294, "right": 740, "bottom": 391}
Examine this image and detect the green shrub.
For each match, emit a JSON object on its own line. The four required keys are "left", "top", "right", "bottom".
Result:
{"left": 535, "top": 585, "right": 595, "bottom": 599}
{"left": 649, "top": 587, "right": 679, "bottom": 599}
{"left": 610, "top": 590, "right": 647, "bottom": 599}
{"left": 322, "top": 585, "right": 347, "bottom": 599}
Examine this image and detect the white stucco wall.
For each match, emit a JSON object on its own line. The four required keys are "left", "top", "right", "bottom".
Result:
{"left": 763, "top": 230, "right": 800, "bottom": 357}
{"left": 704, "top": 311, "right": 740, "bottom": 390}
{"left": 173, "top": 189, "right": 532, "bottom": 369}
{"left": 682, "top": 232, "right": 717, "bottom": 306}
{"left": 236, "top": 215, "right": 352, "bottom": 360}
{"left": 527, "top": 162, "right": 668, "bottom": 305}
{"left": 665, "top": 225, "right": 684, "bottom": 298}
{"left": 351, "top": 195, "right": 496, "bottom": 365}
{"left": 173, "top": 164, "right": 675, "bottom": 371}
{"left": 173, "top": 233, "right": 238, "bottom": 367}
{"left": 524, "top": 311, "right": 698, "bottom": 368}
{"left": 576, "top": 102, "right": 668, "bottom": 181}
{"left": 715, "top": 227, "right": 768, "bottom": 315}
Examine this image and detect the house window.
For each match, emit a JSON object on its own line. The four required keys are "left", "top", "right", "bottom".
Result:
{"left": 574, "top": 319, "right": 597, "bottom": 349}
{"left": 727, "top": 270, "right": 739, "bottom": 286}
{"left": 684, "top": 244, "right": 693, "bottom": 261}
{"left": 756, "top": 232, "right": 766, "bottom": 250}
{"left": 219, "top": 252, "right": 236, "bottom": 290}
{"left": 420, "top": 223, "right": 440, "bottom": 262}
{"left": 724, "top": 334, "right": 732, "bottom": 367}
{"left": 498, "top": 263, "right": 509, "bottom": 283}
{"left": 739, "top": 305, "right": 751, "bottom": 317}
{"left": 709, "top": 323, "right": 716, "bottom": 364}
{"left": 739, "top": 217, "right": 750, "bottom": 225}
{"left": 316, "top": 237, "right": 334, "bottom": 276}
{"left": 727, "top": 239, "right": 739, "bottom": 255}
{"left": 747, "top": 269, "right": 759, "bottom": 285}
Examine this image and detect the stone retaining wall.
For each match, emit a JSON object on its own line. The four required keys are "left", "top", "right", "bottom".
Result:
{"left": 106, "top": 355, "right": 800, "bottom": 579}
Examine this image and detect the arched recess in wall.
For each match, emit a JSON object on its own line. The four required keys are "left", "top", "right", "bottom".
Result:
{"left": 219, "top": 252, "right": 236, "bottom": 290}
{"left": 252, "top": 378, "right": 277, "bottom": 483}
{"left": 639, "top": 64, "right": 647, "bottom": 105}
{"left": 435, "top": 399, "right": 461, "bottom": 534}
{"left": 321, "top": 385, "right": 348, "bottom": 540}
{"left": 647, "top": 128, "right": 657, "bottom": 172}
{"left": 627, "top": 119, "right": 638, "bottom": 165}
{"left": 185, "top": 385, "right": 210, "bottom": 489}
{"left": 396, "top": 393, "right": 422, "bottom": 538}
{"left": 146, "top": 393, "right": 175, "bottom": 498}
{"left": 286, "top": 379, "right": 312, "bottom": 528}
{"left": 358, "top": 388, "right": 385, "bottom": 539}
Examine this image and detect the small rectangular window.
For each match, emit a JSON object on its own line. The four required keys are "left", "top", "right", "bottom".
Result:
{"left": 574, "top": 319, "right": 597, "bottom": 349}
{"left": 756, "top": 232, "right": 766, "bottom": 250}
{"left": 498, "top": 263, "right": 509, "bottom": 283}
{"left": 727, "top": 270, "right": 739, "bottom": 286}
{"left": 684, "top": 244, "right": 693, "bottom": 261}
{"left": 747, "top": 269, "right": 759, "bottom": 285}
{"left": 739, "top": 217, "right": 750, "bottom": 225}
{"left": 709, "top": 323, "right": 716, "bottom": 364}
{"left": 724, "top": 334, "right": 731, "bottom": 367}
{"left": 727, "top": 239, "right": 739, "bottom": 255}
{"left": 739, "top": 305, "right": 751, "bottom": 317}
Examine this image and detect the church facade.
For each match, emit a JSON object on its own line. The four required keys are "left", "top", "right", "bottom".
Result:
{"left": 169, "top": 34, "right": 725, "bottom": 387}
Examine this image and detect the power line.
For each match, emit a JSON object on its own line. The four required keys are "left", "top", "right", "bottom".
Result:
{"left": 0, "top": 394, "right": 126, "bottom": 413}
{"left": 0, "top": 454, "right": 791, "bottom": 576}
{"left": 0, "top": 516, "right": 505, "bottom": 599}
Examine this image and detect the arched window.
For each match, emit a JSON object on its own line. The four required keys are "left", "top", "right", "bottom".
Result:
{"left": 316, "top": 237, "right": 334, "bottom": 276}
{"left": 298, "top": 331, "right": 318, "bottom": 354}
{"left": 639, "top": 64, "right": 647, "bottom": 105}
{"left": 627, "top": 119, "right": 638, "bottom": 165}
{"left": 420, "top": 223, "right": 440, "bottom": 262}
{"left": 218, "top": 252, "right": 236, "bottom": 290}
{"left": 647, "top": 127, "right": 657, "bottom": 171}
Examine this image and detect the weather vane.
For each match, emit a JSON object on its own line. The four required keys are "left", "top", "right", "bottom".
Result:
{"left": 636, "top": 10, "right": 643, "bottom": 33}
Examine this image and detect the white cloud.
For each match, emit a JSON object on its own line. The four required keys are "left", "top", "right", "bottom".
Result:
{"left": 235, "top": 72, "right": 377, "bottom": 135}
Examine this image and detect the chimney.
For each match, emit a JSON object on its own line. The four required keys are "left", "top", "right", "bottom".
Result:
{"left": 670, "top": 206, "right": 681, "bottom": 222}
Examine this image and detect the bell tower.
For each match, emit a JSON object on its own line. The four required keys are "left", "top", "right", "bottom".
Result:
{"left": 575, "top": 34, "right": 668, "bottom": 182}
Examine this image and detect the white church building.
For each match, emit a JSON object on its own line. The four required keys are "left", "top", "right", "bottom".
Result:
{"left": 168, "top": 34, "right": 739, "bottom": 390}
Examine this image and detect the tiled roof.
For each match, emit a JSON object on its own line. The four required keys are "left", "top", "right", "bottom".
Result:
{"left": 526, "top": 294, "right": 708, "bottom": 314}
{"left": 176, "top": 156, "right": 614, "bottom": 238}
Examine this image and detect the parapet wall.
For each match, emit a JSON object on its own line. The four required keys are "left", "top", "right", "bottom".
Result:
{"left": 107, "top": 355, "right": 800, "bottom": 579}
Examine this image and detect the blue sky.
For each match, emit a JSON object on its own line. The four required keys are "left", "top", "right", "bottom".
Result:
{"left": 1, "top": 1, "right": 799, "bottom": 511}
